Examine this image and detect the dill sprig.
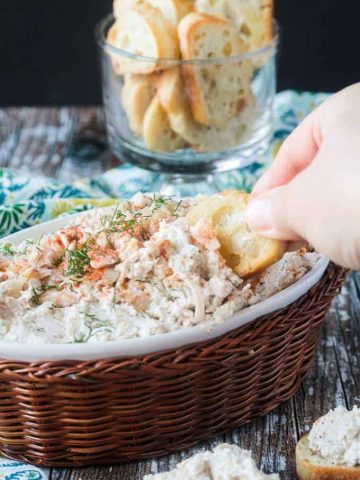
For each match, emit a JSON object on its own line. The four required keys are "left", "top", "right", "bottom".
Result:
{"left": 74, "top": 313, "right": 113, "bottom": 343}
{"left": 150, "top": 194, "right": 173, "bottom": 212}
{"left": 0, "top": 242, "right": 15, "bottom": 256}
{"left": 30, "top": 285, "right": 59, "bottom": 306}
{"left": 24, "top": 238, "right": 43, "bottom": 252}
{"left": 64, "top": 245, "right": 91, "bottom": 279}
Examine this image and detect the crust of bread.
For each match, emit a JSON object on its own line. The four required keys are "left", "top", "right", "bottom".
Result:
{"left": 178, "top": 12, "right": 252, "bottom": 126}
{"left": 157, "top": 68, "right": 255, "bottom": 152}
{"left": 143, "top": 96, "right": 186, "bottom": 152}
{"left": 186, "top": 190, "right": 285, "bottom": 277}
{"left": 121, "top": 74, "right": 157, "bottom": 136}
{"left": 108, "top": 3, "right": 180, "bottom": 74}
{"left": 296, "top": 436, "right": 360, "bottom": 480}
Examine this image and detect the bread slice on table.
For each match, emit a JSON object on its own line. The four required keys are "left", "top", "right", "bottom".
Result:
{"left": 143, "top": 96, "right": 186, "bottom": 152}
{"left": 107, "top": 3, "right": 180, "bottom": 74}
{"left": 178, "top": 12, "right": 253, "bottom": 127}
{"left": 157, "top": 68, "right": 255, "bottom": 152}
{"left": 296, "top": 436, "right": 360, "bottom": 480}
{"left": 186, "top": 190, "right": 285, "bottom": 277}
{"left": 121, "top": 74, "right": 157, "bottom": 136}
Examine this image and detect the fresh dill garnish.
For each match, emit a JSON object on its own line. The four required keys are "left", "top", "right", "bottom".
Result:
{"left": 64, "top": 245, "right": 91, "bottom": 279}
{"left": 30, "top": 287, "right": 42, "bottom": 306}
{"left": 136, "top": 279, "right": 151, "bottom": 284}
{"left": 100, "top": 204, "right": 143, "bottom": 237}
{"left": 30, "top": 285, "right": 60, "bottom": 306}
{"left": 52, "top": 255, "right": 64, "bottom": 268}
{"left": 74, "top": 313, "right": 113, "bottom": 343}
{"left": 174, "top": 200, "right": 182, "bottom": 217}
{"left": 150, "top": 194, "right": 173, "bottom": 212}
{"left": 0, "top": 242, "right": 15, "bottom": 256}
{"left": 167, "top": 294, "right": 178, "bottom": 302}
{"left": 25, "top": 238, "right": 43, "bottom": 252}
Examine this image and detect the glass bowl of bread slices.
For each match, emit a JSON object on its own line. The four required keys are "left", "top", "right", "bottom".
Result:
{"left": 96, "top": 0, "right": 277, "bottom": 193}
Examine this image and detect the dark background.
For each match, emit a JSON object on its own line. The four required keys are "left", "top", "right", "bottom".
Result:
{"left": 1, "top": 0, "right": 359, "bottom": 106}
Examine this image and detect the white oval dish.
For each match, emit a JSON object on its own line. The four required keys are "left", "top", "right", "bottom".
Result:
{"left": 0, "top": 214, "right": 329, "bottom": 362}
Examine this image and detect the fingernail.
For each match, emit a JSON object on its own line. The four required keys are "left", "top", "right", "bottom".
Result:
{"left": 246, "top": 195, "right": 273, "bottom": 234}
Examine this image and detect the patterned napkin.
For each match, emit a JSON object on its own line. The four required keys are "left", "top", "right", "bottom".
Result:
{"left": 0, "top": 91, "right": 327, "bottom": 479}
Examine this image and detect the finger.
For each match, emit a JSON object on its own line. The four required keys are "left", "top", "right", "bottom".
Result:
{"left": 253, "top": 109, "right": 322, "bottom": 195}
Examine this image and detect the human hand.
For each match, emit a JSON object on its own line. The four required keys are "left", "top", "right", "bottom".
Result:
{"left": 246, "top": 83, "right": 360, "bottom": 269}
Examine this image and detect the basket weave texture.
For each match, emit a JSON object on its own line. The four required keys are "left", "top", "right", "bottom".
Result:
{"left": 0, "top": 263, "right": 345, "bottom": 467}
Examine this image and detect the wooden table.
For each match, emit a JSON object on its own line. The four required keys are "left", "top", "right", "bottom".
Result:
{"left": 0, "top": 107, "right": 359, "bottom": 480}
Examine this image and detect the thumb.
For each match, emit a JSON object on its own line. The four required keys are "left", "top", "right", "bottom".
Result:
{"left": 246, "top": 184, "right": 307, "bottom": 242}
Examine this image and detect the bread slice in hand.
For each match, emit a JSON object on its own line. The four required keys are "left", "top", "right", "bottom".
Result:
{"left": 108, "top": 3, "right": 180, "bottom": 74}
{"left": 158, "top": 68, "right": 255, "bottom": 152}
{"left": 121, "top": 74, "right": 157, "bottom": 135}
{"left": 296, "top": 435, "right": 360, "bottom": 480}
{"left": 143, "top": 96, "right": 186, "bottom": 152}
{"left": 186, "top": 190, "right": 285, "bottom": 277}
{"left": 178, "top": 12, "right": 253, "bottom": 126}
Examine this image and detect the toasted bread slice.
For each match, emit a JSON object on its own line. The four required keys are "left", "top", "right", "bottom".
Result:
{"left": 113, "top": 0, "right": 141, "bottom": 17}
{"left": 178, "top": 12, "right": 253, "bottom": 127}
{"left": 108, "top": 3, "right": 180, "bottom": 74}
{"left": 114, "top": 0, "right": 193, "bottom": 25}
{"left": 143, "top": 96, "right": 186, "bottom": 152}
{"left": 186, "top": 190, "right": 285, "bottom": 277}
{"left": 146, "top": 0, "right": 194, "bottom": 25}
{"left": 157, "top": 68, "right": 255, "bottom": 152}
{"left": 121, "top": 74, "right": 157, "bottom": 135}
{"left": 296, "top": 436, "right": 360, "bottom": 480}
{"left": 195, "top": 0, "right": 273, "bottom": 50}
{"left": 233, "top": 0, "right": 273, "bottom": 52}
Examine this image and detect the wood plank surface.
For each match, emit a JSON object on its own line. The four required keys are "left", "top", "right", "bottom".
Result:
{"left": 0, "top": 107, "right": 358, "bottom": 480}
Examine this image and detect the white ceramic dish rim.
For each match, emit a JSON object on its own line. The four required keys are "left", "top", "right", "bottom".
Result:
{"left": 0, "top": 213, "right": 329, "bottom": 362}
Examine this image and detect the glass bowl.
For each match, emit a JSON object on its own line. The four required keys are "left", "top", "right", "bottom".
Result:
{"left": 96, "top": 14, "right": 277, "bottom": 195}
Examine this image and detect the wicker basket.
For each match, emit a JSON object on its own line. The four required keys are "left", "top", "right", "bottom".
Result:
{"left": 0, "top": 263, "right": 345, "bottom": 467}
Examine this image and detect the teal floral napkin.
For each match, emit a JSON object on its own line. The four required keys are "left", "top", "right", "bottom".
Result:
{"left": 0, "top": 91, "right": 328, "bottom": 479}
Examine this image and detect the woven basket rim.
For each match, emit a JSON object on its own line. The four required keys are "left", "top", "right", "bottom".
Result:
{"left": 0, "top": 254, "right": 329, "bottom": 363}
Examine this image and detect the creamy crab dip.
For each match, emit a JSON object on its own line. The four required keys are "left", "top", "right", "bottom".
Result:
{"left": 0, "top": 193, "right": 319, "bottom": 344}
{"left": 308, "top": 406, "right": 360, "bottom": 467}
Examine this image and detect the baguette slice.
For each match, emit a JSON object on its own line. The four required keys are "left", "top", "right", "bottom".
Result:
{"left": 146, "top": 0, "right": 194, "bottom": 25}
{"left": 158, "top": 68, "right": 255, "bottom": 153}
{"left": 296, "top": 436, "right": 360, "bottom": 480}
{"left": 195, "top": 0, "right": 273, "bottom": 51}
{"left": 108, "top": 3, "right": 180, "bottom": 74}
{"left": 121, "top": 74, "right": 157, "bottom": 135}
{"left": 143, "top": 96, "right": 186, "bottom": 152}
{"left": 178, "top": 12, "right": 253, "bottom": 126}
{"left": 114, "top": 0, "right": 193, "bottom": 25}
{"left": 232, "top": 0, "right": 273, "bottom": 52}
{"left": 186, "top": 190, "right": 285, "bottom": 277}
{"left": 113, "top": 0, "right": 141, "bottom": 17}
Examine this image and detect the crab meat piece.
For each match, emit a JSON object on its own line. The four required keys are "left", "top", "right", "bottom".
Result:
{"left": 88, "top": 248, "right": 119, "bottom": 269}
